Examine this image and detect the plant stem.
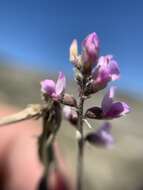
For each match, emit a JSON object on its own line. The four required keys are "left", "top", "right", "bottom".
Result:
{"left": 77, "top": 89, "right": 85, "bottom": 190}
{"left": 38, "top": 102, "right": 61, "bottom": 190}
{"left": 0, "top": 104, "right": 42, "bottom": 127}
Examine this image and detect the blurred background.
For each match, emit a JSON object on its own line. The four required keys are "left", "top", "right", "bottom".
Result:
{"left": 0, "top": 0, "right": 143, "bottom": 189}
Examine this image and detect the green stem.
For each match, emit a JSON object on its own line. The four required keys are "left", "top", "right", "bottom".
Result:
{"left": 77, "top": 91, "right": 85, "bottom": 190}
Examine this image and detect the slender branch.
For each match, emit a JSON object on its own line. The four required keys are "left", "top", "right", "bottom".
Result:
{"left": 76, "top": 84, "right": 85, "bottom": 190}
{"left": 38, "top": 102, "right": 62, "bottom": 190}
{"left": 0, "top": 104, "right": 42, "bottom": 126}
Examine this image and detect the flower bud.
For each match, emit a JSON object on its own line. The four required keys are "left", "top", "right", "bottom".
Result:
{"left": 69, "top": 39, "right": 81, "bottom": 68}
{"left": 85, "top": 106, "right": 103, "bottom": 119}
{"left": 63, "top": 106, "right": 78, "bottom": 125}
{"left": 82, "top": 32, "right": 99, "bottom": 74}
{"left": 62, "top": 93, "right": 77, "bottom": 107}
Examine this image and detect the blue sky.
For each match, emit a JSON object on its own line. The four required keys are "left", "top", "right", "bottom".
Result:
{"left": 0, "top": 0, "right": 143, "bottom": 96}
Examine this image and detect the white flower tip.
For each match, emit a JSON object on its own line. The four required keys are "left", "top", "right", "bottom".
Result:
{"left": 69, "top": 39, "right": 78, "bottom": 62}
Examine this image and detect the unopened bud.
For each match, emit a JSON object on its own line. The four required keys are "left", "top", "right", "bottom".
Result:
{"left": 63, "top": 106, "right": 78, "bottom": 126}
{"left": 69, "top": 39, "right": 81, "bottom": 68}
{"left": 81, "top": 32, "right": 99, "bottom": 74}
{"left": 62, "top": 93, "right": 77, "bottom": 107}
{"left": 85, "top": 106, "right": 103, "bottom": 119}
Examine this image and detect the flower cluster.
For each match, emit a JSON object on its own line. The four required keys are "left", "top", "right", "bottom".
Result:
{"left": 68, "top": 32, "right": 130, "bottom": 147}
{"left": 40, "top": 32, "right": 130, "bottom": 148}
{"left": 70, "top": 33, "right": 120, "bottom": 94}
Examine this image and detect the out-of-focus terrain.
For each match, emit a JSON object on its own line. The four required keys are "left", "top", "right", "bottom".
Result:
{"left": 0, "top": 62, "right": 143, "bottom": 190}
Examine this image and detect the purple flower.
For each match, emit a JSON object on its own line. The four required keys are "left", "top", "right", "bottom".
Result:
{"left": 41, "top": 72, "right": 66, "bottom": 100}
{"left": 86, "top": 122, "right": 114, "bottom": 148}
{"left": 85, "top": 86, "right": 130, "bottom": 119}
{"left": 91, "top": 55, "right": 120, "bottom": 92}
{"left": 101, "top": 86, "right": 130, "bottom": 119}
{"left": 81, "top": 32, "right": 100, "bottom": 74}
{"left": 63, "top": 106, "right": 78, "bottom": 125}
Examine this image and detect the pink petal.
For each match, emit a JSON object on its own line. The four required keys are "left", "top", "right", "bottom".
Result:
{"left": 96, "top": 55, "right": 120, "bottom": 81}
{"left": 82, "top": 32, "right": 99, "bottom": 54}
{"left": 104, "top": 102, "right": 131, "bottom": 118}
{"left": 82, "top": 32, "right": 100, "bottom": 66}
{"left": 108, "top": 58, "right": 120, "bottom": 80}
{"left": 121, "top": 102, "right": 131, "bottom": 115}
{"left": 92, "top": 56, "right": 113, "bottom": 85}
{"left": 101, "top": 86, "right": 116, "bottom": 115}
{"left": 55, "top": 72, "right": 66, "bottom": 96}
{"left": 40, "top": 79, "right": 56, "bottom": 95}
{"left": 97, "top": 56, "right": 107, "bottom": 67}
